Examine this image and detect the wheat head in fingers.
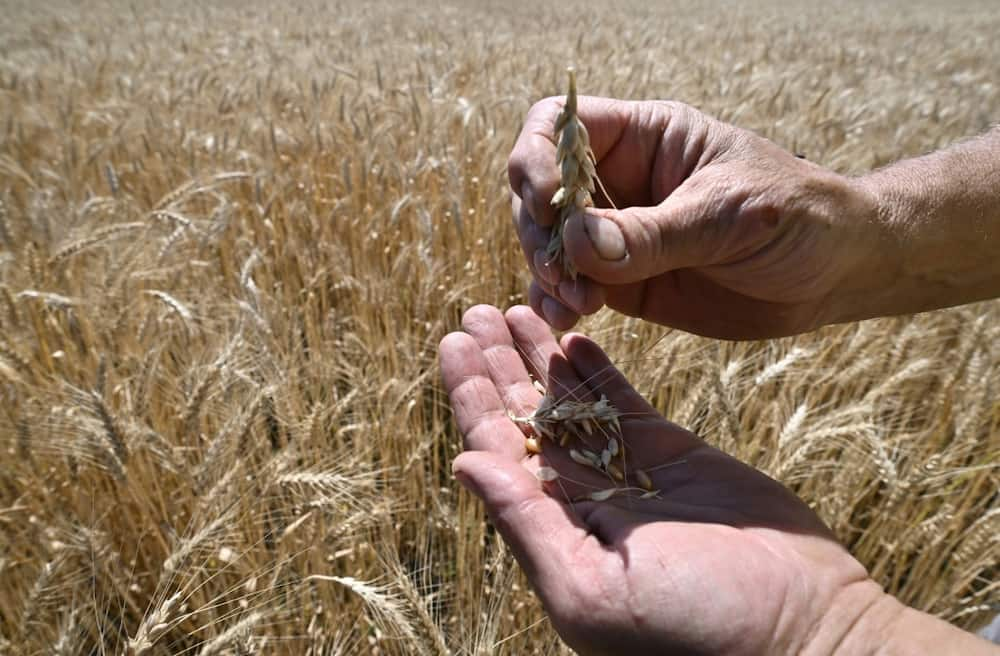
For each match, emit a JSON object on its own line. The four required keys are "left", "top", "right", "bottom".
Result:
{"left": 548, "top": 67, "right": 596, "bottom": 280}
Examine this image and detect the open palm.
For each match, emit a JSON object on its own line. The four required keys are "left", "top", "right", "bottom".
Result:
{"left": 441, "top": 305, "right": 875, "bottom": 655}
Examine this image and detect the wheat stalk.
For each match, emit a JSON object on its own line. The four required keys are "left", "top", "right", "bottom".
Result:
{"left": 547, "top": 67, "right": 596, "bottom": 279}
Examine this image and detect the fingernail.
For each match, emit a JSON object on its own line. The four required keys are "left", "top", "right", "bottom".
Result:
{"left": 583, "top": 213, "right": 626, "bottom": 260}
{"left": 534, "top": 250, "right": 560, "bottom": 285}
{"left": 541, "top": 296, "right": 562, "bottom": 326}
{"left": 558, "top": 280, "right": 586, "bottom": 313}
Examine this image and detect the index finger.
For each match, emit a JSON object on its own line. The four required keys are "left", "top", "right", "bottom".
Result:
{"left": 508, "top": 95, "right": 631, "bottom": 227}
{"left": 439, "top": 331, "right": 526, "bottom": 461}
{"left": 451, "top": 450, "right": 603, "bottom": 608}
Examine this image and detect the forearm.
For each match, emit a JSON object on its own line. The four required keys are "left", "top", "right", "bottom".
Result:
{"left": 839, "top": 127, "right": 1000, "bottom": 322}
{"left": 806, "top": 579, "right": 998, "bottom": 656}
{"left": 875, "top": 604, "right": 999, "bottom": 656}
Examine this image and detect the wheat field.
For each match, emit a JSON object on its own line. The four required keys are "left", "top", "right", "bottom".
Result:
{"left": 0, "top": 0, "right": 998, "bottom": 653}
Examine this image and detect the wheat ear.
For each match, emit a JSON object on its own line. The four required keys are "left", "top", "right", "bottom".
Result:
{"left": 127, "top": 591, "right": 183, "bottom": 655}
{"left": 548, "top": 67, "right": 596, "bottom": 279}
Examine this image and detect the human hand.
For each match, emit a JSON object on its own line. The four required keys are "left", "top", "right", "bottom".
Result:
{"left": 442, "top": 304, "right": 903, "bottom": 655}
{"left": 508, "top": 97, "right": 885, "bottom": 339}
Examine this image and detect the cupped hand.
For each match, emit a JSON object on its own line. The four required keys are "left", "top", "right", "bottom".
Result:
{"left": 441, "top": 305, "right": 884, "bottom": 655}
{"left": 508, "top": 97, "right": 885, "bottom": 339}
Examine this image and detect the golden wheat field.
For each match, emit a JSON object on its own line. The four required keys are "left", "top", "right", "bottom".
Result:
{"left": 0, "top": 0, "right": 998, "bottom": 653}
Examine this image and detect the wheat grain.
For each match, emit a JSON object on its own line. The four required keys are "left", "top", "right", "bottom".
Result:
{"left": 587, "top": 488, "right": 619, "bottom": 502}
{"left": 535, "top": 466, "right": 560, "bottom": 482}
{"left": 569, "top": 448, "right": 599, "bottom": 468}
{"left": 635, "top": 469, "right": 654, "bottom": 492}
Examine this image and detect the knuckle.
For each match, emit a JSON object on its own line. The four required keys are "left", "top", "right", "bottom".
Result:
{"left": 507, "top": 149, "right": 528, "bottom": 190}
{"left": 494, "top": 495, "right": 541, "bottom": 535}
{"left": 509, "top": 97, "right": 561, "bottom": 185}
{"left": 527, "top": 95, "right": 562, "bottom": 118}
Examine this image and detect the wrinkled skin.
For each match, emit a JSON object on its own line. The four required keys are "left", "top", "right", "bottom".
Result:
{"left": 442, "top": 305, "right": 874, "bottom": 655}
{"left": 508, "top": 97, "right": 882, "bottom": 339}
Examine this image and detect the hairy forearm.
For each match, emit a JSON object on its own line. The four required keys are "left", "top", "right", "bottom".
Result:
{"left": 840, "top": 127, "right": 1000, "bottom": 322}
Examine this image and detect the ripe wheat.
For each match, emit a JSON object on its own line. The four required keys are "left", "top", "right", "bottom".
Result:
{"left": 0, "top": 0, "right": 997, "bottom": 653}
{"left": 548, "top": 67, "right": 597, "bottom": 279}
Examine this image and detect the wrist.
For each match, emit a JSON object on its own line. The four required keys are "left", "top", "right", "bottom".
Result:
{"left": 843, "top": 133, "right": 1000, "bottom": 320}
{"left": 800, "top": 578, "right": 901, "bottom": 656}
{"left": 812, "top": 173, "right": 904, "bottom": 328}
{"left": 803, "top": 578, "right": 997, "bottom": 656}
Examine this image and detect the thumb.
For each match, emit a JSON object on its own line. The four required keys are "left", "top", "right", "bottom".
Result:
{"left": 452, "top": 451, "right": 589, "bottom": 591}
{"left": 562, "top": 196, "right": 711, "bottom": 285}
